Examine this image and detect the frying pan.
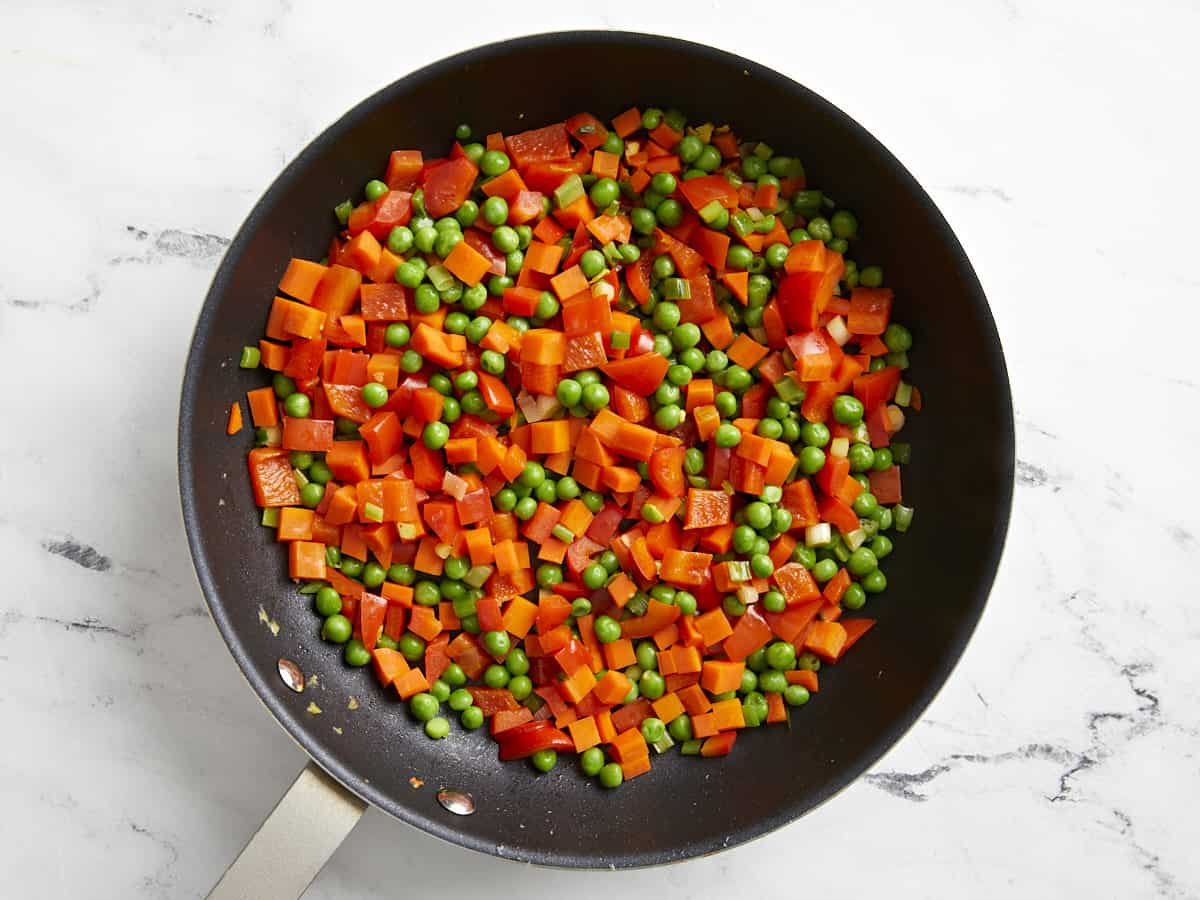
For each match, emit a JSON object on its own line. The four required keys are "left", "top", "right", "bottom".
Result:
{"left": 179, "top": 30, "right": 1013, "bottom": 897}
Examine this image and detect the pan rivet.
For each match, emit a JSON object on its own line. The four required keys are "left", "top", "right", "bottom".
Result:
{"left": 437, "top": 788, "right": 476, "bottom": 816}
{"left": 277, "top": 658, "right": 305, "bottom": 693}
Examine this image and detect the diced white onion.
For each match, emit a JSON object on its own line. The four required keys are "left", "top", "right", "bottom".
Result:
{"left": 464, "top": 565, "right": 493, "bottom": 588}
{"left": 441, "top": 471, "right": 468, "bottom": 500}
{"left": 805, "top": 523, "right": 831, "bottom": 547}
{"left": 830, "top": 437, "right": 849, "bottom": 458}
{"left": 397, "top": 523, "right": 418, "bottom": 540}
{"left": 434, "top": 542, "right": 453, "bottom": 560}
{"left": 517, "top": 389, "right": 561, "bottom": 423}
{"left": 887, "top": 404, "right": 906, "bottom": 431}
{"left": 851, "top": 422, "right": 870, "bottom": 444}
{"left": 262, "top": 425, "right": 282, "bottom": 447}
{"left": 845, "top": 528, "right": 867, "bottom": 551}
{"left": 737, "top": 585, "right": 759, "bottom": 607}
{"left": 895, "top": 382, "right": 913, "bottom": 407}
{"left": 592, "top": 280, "right": 615, "bottom": 301}
{"left": 748, "top": 325, "right": 768, "bottom": 344}
{"left": 624, "top": 140, "right": 641, "bottom": 160}
{"left": 745, "top": 206, "right": 764, "bottom": 221}
{"left": 826, "top": 316, "right": 851, "bottom": 346}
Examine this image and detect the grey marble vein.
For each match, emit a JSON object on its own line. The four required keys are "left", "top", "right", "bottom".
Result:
{"left": 41, "top": 537, "right": 112, "bottom": 572}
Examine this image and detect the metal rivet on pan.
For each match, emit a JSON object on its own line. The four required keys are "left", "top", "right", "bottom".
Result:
{"left": 277, "top": 658, "right": 305, "bottom": 693}
{"left": 437, "top": 788, "right": 476, "bottom": 816}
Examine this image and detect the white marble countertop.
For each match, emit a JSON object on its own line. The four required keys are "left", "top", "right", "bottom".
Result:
{"left": 3, "top": 1, "right": 1198, "bottom": 897}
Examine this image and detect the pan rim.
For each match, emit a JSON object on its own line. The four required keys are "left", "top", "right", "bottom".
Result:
{"left": 178, "top": 28, "right": 1015, "bottom": 868}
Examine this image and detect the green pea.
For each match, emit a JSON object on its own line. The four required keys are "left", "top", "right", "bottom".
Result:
{"left": 480, "top": 150, "right": 510, "bottom": 177}
{"left": 784, "top": 685, "right": 811, "bottom": 707}
{"left": 750, "top": 553, "right": 774, "bottom": 578}
{"left": 762, "top": 590, "right": 787, "bottom": 613}
{"left": 724, "top": 366, "right": 753, "bottom": 392}
{"left": 812, "top": 559, "right": 839, "bottom": 583}
{"left": 806, "top": 216, "right": 833, "bottom": 243}
{"left": 745, "top": 647, "right": 768, "bottom": 674}
{"left": 307, "top": 460, "right": 333, "bottom": 485}
{"left": 418, "top": 421, "right": 447, "bottom": 450}
{"left": 853, "top": 491, "right": 878, "bottom": 518}
{"left": 400, "top": 349, "right": 423, "bottom": 373}
{"left": 695, "top": 144, "right": 722, "bottom": 173}
{"left": 305, "top": 586, "right": 341, "bottom": 622}
{"left": 295, "top": 481, "right": 322, "bottom": 509}
{"left": 842, "top": 582, "right": 867, "bottom": 611}
{"left": 870, "top": 535, "right": 894, "bottom": 560}
{"left": 756, "top": 418, "right": 783, "bottom": 440}
{"left": 798, "top": 446, "right": 826, "bottom": 475}
{"left": 579, "top": 746, "right": 606, "bottom": 777}
{"left": 884, "top": 323, "right": 913, "bottom": 352}
{"left": 481, "top": 630, "right": 511, "bottom": 657}
{"left": 582, "top": 383, "right": 610, "bottom": 412}
{"left": 654, "top": 404, "right": 684, "bottom": 430}
{"left": 758, "top": 670, "right": 787, "bottom": 693}
{"left": 860, "top": 265, "right": 884, "bottom": 288}
{"left": 764, "top": 242, "right": 790, "bottom": 269}
{"left": 661, "top": 716, "right": 693, "bottom": 748}
{"left": 675, "top": 347, "right": 703, "bottom": 371}
{"left": 594, "top": 615, "right": 621, "bottom": 644}
{"left": 482, "top": 664, "right": 509, "bottom": 688}
{"left": 848, "top": 443, "right": 875, "bottom": 472}
{"left": 847, "top": 547, "right": 878, "bottom": 577}
{"left": 765, "top": 640, "right": 796, "bottom": 671}
{"left": 536, "top": 563, "right": 563, "bottom": 589}
{"left": 713, "top": 391, "right": 737, "bottom": 419}
{"left": 579, "top": 249, "right": 606, "bottom": 279}
{"left": 598, "top": 762, "right": 623, "bottom": 789}
{"left": 360, "top": 562, "right": 385, "bottom": 589}
{"left": 656, "top": 199, "right": 683, "bottom": 227}
{"left": 589, "top": 177, "right": 620, "bottom": 208}
{"left": 454, "top": 706, "right": 481, "bottom": 730}
{"left": 723, "top": 595, "right": 747, "bottom": 617}
{"left": 460, "top": 284, "right": 487, "bottom": 312}
{"left": 480, "top": 195, "right": 508, "bottom": 227}
{"left": 629, "top": 207, "right": 655, "bottom": 235}
{"left": 796, "top": 651, "right": 821, "bottom": 672}
{"left": 408, "top": 692, "right": 439, "bottom": 722}
{"left": 714, "top": 423, "right": 742, "bottom": 448}
{"left": 742, "top": 501, "right": 769, "bottom": 531}
{"left": 513, "top": 496, "right": 537, "bottom": 521}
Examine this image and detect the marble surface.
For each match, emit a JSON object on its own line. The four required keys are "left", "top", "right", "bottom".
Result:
{"left": 2, "top": 1, "right": 1198, "bottom": 896}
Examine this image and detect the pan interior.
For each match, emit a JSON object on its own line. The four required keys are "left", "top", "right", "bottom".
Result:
{"left": 179, "top": 31, "right": 1013, "bottom": 868}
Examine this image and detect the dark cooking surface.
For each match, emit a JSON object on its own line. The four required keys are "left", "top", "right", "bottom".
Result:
{"left": 179, "top": 31, "right": 1013, "bottom": 867}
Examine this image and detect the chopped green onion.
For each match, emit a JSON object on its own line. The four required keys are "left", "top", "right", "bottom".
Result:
{"left": 426, "top": 264, "right": 455, "bottom": 292}
{"left": 753, "top": 142, "right": 773, "bottom": 160}
{"left": 895, "top": 381, "right": 914, "bottom": 407}
{"left": 610, "top": 330, "right": 631, "bottom": 350}
{"left": 844, "top": 528, "right": 867, "bottom": 551}
{"left": 680, "top": 739, "right": 703, "bottom": 756}
{"left": 293, "top": 468, "right": 309, "bottom": 488}
{"left": 298, "top": 580, "right": 324, "bottom": 594}
{"left": 651, "top": 733, "right": 675, "bottom": 754}
{"left": 725, "top": 560, "right": 752, "bottom": 583}
{"left": 687, "top": 475, "right": 709, "bottom": 489}
{"left": 891, "top": 442, "right": 912, "bottom": 465}
{"left": 551, "top": 523, "right": 575, "bottom": 543}
{"left": 333, "top": 199, "right": 353, "bottom": 225}
{"left": 363, "top": 502, "right": 384, "bottom": 523}
{"left": 894, "top": 504, "right": 915, "bottom": 533}
{"left": 731, "top": 211, "right": 755, "bottom": 238}
{"left": 661, "top": 277, "right": 691, "bottom": 300}
{"left": 261, "top": 507, "right": 280, "bottom": 528}
{"left": 601, "top": 242, "right": 623, "bottom": 265}
{"left": 885, "top": 350, "right": 910, "bottom": 370}
{"left": 625, "top": 592, "right": 650, "bottom": 617}
{"left": 464, "top": 565, "right": 493, "bottom": 589}
{"left": 239, "top": 346, "right": 261, "bottom": 369}
{"left": 325, "top": 546, "right": 342, "bottom": 568}
{"left": 554, "top": 174, "right": 585, "bottom": 209}
{"left": 773, "top": 374, "right": 806, "bottom": 404}
{"left": 698, "top": 200, "right": 725, "bottom": 224}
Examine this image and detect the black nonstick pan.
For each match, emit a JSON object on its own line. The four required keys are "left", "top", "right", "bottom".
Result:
{"left": 179, "top": 30, "right": 1013, "bottom": 894}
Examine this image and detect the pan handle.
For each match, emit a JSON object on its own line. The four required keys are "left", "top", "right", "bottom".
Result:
{"left": 207, "top": 761, "right": 366, "bottom": 900}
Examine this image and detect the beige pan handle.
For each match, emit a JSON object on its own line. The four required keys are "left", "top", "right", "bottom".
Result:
{"left": 208, "top": 762, "right": 366, "bottom": 900}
